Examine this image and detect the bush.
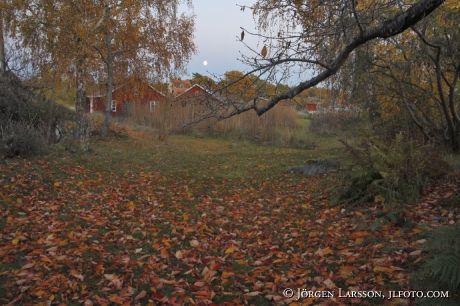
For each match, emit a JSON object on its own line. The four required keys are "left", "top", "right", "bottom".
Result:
{"left": 309, "top": 111, "right": 361, "bottom": 135}
{"left": 1, "top": 121, "right": 49, "bottom": 158}
{"left": 0, "top": 71, "right": 90, "bottom": 157}
{"left": 88, "top": 114, "right": 129, "bottom": 139}
{"left": 338, "top": 133, "right": 434, "bottom": 207}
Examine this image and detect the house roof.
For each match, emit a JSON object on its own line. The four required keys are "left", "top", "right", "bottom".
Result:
{"left": 87, "top": 89, "right": 107, "bottom": 98}
{"left": 171, "top": 79, "right": 191, "bottom": 89}
{"left": 174, "top": 84, "right": 209, "bottom": 99}
{"left": 87, "top": 83, "right": 166, "bottom": 98}
{"left": 148, "top": 85, "right": 166, "bottom": 98}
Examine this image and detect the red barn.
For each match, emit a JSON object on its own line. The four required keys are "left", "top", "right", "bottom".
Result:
{"left": 306, "top": 102, "right": 317, "bottom": 112}
{"left": 86, "top": 81, "right": 166, "bottom": 117}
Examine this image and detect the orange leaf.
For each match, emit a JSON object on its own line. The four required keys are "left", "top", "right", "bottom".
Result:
{"left": 323, "top": 247, "right": 333, "bottom": 255}
{"left": 225, "top": 245, "right": 234, "bottom": 254}
{"left": 160, "top": 248, "right": 169, "bottom": 258}
{"left": 222, "top": 271, "right": 234, "bottom": 279}
{"left": 108, "top": 294, "right": 125, "bottom": 305}
{"left": 339, "top": 265, "right": 355, "bottom": 277}
{"left": 373, "top": 266, "right": 396, "bottom": 273}
{"left": 349, "top": 231, "right": 370, "bottom": 239}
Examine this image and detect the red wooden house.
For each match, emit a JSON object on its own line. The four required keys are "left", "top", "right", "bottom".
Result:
{"left": 86, "top": 81, "right": 166, "bottom": 117}
{"left": 174, "top": 84, "right": 212, "bottom": 105}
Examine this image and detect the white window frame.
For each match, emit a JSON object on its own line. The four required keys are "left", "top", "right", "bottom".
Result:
{"left": 134, "top": 85, "right": 139, "bottom": 96}
{"left": 150, "top": 101, "right": 158, "bottom": 112}
{"left": 111, "top": 100, "right": 117, "bottom": 112}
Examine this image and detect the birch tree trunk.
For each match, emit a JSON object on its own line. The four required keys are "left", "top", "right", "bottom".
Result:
{"left": 75, "top": 54, "right": 86, "bottom": 114}
{"left": 101, "top": 29, "right": 113, "bottom": 137}
{"left": 0, "top": 10, "right": 5, "bottom": 75}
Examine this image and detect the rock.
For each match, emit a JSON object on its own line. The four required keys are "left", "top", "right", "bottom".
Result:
{"left": 285, "top": 165, "right": 304, "bottom": 174}
{"left": 286, "top": 159, "right": 340, "bottom": 176}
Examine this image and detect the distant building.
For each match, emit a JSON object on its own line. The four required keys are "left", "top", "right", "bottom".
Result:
{"left": 86, "top": 81, "right": 166, "bottom": 117}
{"left": 306, "top": 102, "right": 318, "bottom": 112}
{"left": 168, "top": 79, "right": 192, "bottom": 97}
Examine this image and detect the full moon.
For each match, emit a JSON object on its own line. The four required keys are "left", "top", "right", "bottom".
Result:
{"left": 203, "top": 61, "right": 208, "bottom": 66}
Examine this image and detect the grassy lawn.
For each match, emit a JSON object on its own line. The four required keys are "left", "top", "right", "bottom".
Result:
{"left": 0, "top": 125, "right": 449, "bottom": 305}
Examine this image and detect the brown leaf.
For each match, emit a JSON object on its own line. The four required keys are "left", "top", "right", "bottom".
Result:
{"left": 21, "top": 263, "right": 34, "bottom": 270}
{"left": 244, "top": 291, "right": 261, "bottom": 298}
{"left": 261, "top": 45, "right": 268, "bottom": 58}
{"left": 134, "top": 290, "right": 147, "bottom": 301}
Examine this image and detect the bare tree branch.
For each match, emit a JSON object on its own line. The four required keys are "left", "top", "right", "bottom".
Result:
{"left": 239, "top": 0, "right": 445, "bottom": 117}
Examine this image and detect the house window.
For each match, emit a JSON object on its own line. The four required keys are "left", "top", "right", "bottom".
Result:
{"left": 150, "top": 101, "right": 157, "bottom": 112}
{"left": 134, "top": 85, "right": 139, "bottom": 96}
{"left": 111, "top": 100, "right": 117, "bottom": 112}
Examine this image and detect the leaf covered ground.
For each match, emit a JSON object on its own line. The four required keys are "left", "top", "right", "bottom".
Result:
{"left": 1, "top": 130, "right": 459, "bottom": 305}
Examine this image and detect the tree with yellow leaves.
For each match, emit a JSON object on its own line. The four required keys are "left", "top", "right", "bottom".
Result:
{"left": 190, "top": 72, "right": 217, "bottom": 90}
{"left": 8, "top": 0, "right": 196, "bottom": 136}
{"left": 88, "top": 0, "right": 196, "bottom": 135}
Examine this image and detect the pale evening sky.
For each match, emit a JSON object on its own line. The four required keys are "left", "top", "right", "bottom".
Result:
{"left": 180, "top": 1, "right": 260, "bottom": 79}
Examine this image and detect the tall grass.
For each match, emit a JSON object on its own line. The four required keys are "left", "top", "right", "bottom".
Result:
{"left": 309, "top": 110, "right": 362, "bottom": 135}
{"left": 123, "top": 101, "right": 314, "bottom": 147}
